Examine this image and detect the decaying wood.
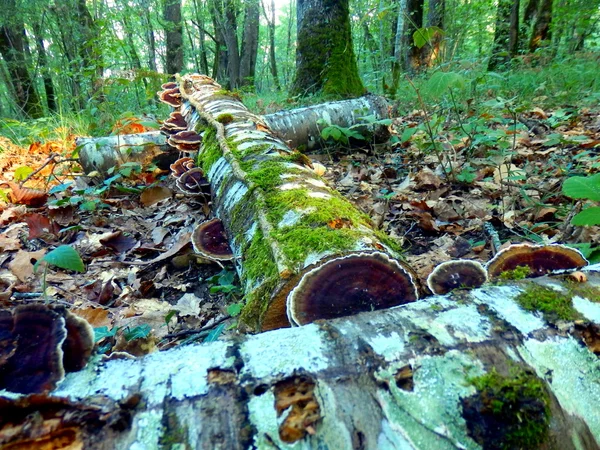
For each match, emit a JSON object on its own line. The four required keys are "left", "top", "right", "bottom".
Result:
{"left": 3, "top": 271, "right": 600, "bottom": 449}
{"left": 77, "top": 95, "right": 390, "bottom": 174}
{"left": 174, "top": 74, "right": 407, "bottom": 331}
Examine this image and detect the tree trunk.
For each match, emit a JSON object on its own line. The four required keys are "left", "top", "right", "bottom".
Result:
{"left": 77, "top": 95, "right": 391, "bottom": 173}
{"left": 529, "top": 0, "right": 552, "bottom": 53}
{"left": 401, "top": 0, "right": 424, "bottom": 73}
{"left": 7, "top": 270, "right": 600, "bottom": 449}
{"left": 239, "top": 0, "right": 260, "bottom": 88}
{"left": 164, "top": 0, "right": 184, "bottom": 74}
{"left": 177, "top": 75, "right": 402, "bottom": 330}
{"left": 420, "top": 0, "right": 445, "bottom": 67}
{"left": 292, "top": 0, "right": 364, "bottom": 97}
{"left": 31, "top": 20, "right": 57, "bottom": 113}
{"left": 192, "top": 0, "right": 210, "bottom": 75}
{"left": 389, "top": 0, "right": 406, "bottom": 97}
{"left": 0, "top": 18, "right": 43, "bottom": 118}
{"left": 141, "top": 0, "right": 158, "bottom": 72}
{"left": 263, "top": 0, "right": 281, "bottom": 90}
{"left": 488, "top": 0, "right": 518, "bottom": 70}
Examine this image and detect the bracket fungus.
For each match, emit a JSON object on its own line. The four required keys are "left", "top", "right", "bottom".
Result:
{"left": 170, "top": 157, "right": 195, "bottom": 178}
{"left": 427, "top": 260, "right": 488, "bottom": 295}
{"left": 168, "top": 130, "right": 202, "bottom": 153}
{"left": 157, "top": 87, "right": 181, "bottom": 108}
{"left": 286, "top": 252, "right": 418, "bottom": 326}
{"left": 486, "top": 244, "right": 588, "bottom": 279}
{"left": 0, "top": 305, "right": 95, "bottom": 394}
{"left": 175, "top": 167, "right": 211, "bottom": 200}
{"left": 191, "top": 218, "right": 234, "bottom": 261}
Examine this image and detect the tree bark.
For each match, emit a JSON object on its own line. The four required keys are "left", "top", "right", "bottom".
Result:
{"left": 6, "top": 270, "right": 600, "bottom": 449}
{"left": 292, "top": 0, "right": 364, "bottom": 97}
{"left": 31, "top": 20, "right": 57, "bottom": 113}
{"left": 488, "top": 0, "right": 519, "bottom": 70}
{"left": 77, "top": 95, "right": 391, "bottom": 173}
{"left": 529, "top": 0, "right": 552, "bottom": 53}
{"left": 0, "top": 9, "right": 43, "bottom": 119}
{"left": 239, "top": 0, "right": 260, "bottom": 88}
{"left": 176, "top": 75, "right": 401, "bottom": 330}
{"left": 401, "top": 0, "right": 424, "bottom": 73}
{"left": 262, "top": 0, "right": 281, "bottom": 90}
{"left": 164, "top": 0, "right": 184, "bottom": 74}
{"left": 420, "top": 0, "right": 445, "bottom": 67}
{"left": 141, "top": 0, "right": 158, "bottom": 72}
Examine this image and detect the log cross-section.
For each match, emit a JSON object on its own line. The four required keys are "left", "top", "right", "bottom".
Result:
{"left": 175, "top": 74, "right": 415, "bottom": 331}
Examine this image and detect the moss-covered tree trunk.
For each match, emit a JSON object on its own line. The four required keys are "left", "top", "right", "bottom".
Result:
{"left": 292, "top": 0, "right": 364, "bottom": 97}
{"left": 6, "top": 272, "right": 600, "bottom": 449}
{"left": 177, "top": 74, "right": 406, "bottom": 331}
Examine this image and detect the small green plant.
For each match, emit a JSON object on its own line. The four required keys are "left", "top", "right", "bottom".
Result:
{"left": 34, "top": 245, "right": 85, "bottom": 303}
{"left": 317, "top": 117, "right": 366, "bottom": 146}
{"left": 207, "top": 268, "right": 242, "bottom": 298}
{"left": 562, "top": 173, "right": 600, "bottom": 226}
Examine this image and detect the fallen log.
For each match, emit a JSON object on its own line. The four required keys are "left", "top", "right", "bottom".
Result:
{"left": 3, "top": 271, "right": 600, "bottom": 449}
{"left": 77, "top": 95, "right": 390, "bottom": 174}
{"left": 168, "top": 74, "right": 410, "bottom": 331}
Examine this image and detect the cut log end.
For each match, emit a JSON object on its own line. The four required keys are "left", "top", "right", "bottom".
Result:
{"left": 285, "top": 252, "right": 419, "bottom": 326}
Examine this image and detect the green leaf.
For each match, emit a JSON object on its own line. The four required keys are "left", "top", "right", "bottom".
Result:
{"left": 204, "top": 322, "right": 226, "bottom": 342}
{"left": 571, "top": 207, "right": 600, "bottom": 226}
{"left": 0, "top": 189, "right": 9, "bottom": 203}
{"left": 426, "top": 71, "right": 466, "bottom": 98}
{"left": 40, "top": 245, "right": 85, "bottom": 272}
{"left": 413, "top": 26, "right": 444, "bottom": 49}
{"left": 79, "top": 200, "right": 98, "bottom": 211}
{"left": 227, "top": 303, "right": 242, "bottom": 317}
{"left": 138, "top": 120, "right": 161, "bottom": 129}
{"left": 562, "top": 174, "right": 600, "bottom": 201}
{"left": 94, "top": 326, "right": 118, "bottom": 343}
{"left": 123, "top": 324, "right": 152, "bottom": 341}
{"left": 49, "top": 182, "right": 73, "bottom": 194}
{"left": 401, "top": 127, "right": 418, "bottom": 143}
{"left": 14, "top": 166, "right": 34, "bottom": 181}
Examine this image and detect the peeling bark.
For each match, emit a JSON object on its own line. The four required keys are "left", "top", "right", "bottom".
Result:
{"left": 77, "top": 95, "right": 390, "bottom": 173}
{"left": 5, "top": 270, "right": 600, "bottom": 449}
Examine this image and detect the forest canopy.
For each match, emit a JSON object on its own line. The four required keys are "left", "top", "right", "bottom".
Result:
{"left": 0, "top": 0, "right": 598, "bottom": 130}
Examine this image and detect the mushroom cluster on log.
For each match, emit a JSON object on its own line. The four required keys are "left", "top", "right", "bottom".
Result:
{"left": 163, "top": 74, "right": 415, "bottom": 331}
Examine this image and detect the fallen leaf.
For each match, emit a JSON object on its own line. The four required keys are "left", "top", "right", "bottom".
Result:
{"left": 173, "top": 293, "right": 202, "bottom": 317}
{"left": 71, "top": 307, "right": 112, "bottom": 328}
{"left": 100, "top": 231, "right": 138, "bottom": 254}
{"left": 8, "top": 249, "right": 46, "bottom": 282}
{"left": 140, "top": 186, "right": 172, "bottom": 207}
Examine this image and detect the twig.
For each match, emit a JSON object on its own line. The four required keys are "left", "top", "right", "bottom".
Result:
{"left": 484, "top": 222, "right": 502, "bottom": 255}
{"left": 163, "top": 315, "right": 230, "bottom": 339}
{"left": 19, "top": 153, "right": 59, "bottom": 186}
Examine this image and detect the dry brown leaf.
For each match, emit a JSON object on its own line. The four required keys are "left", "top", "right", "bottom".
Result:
{"left": 140, "top": 186, "right": 172, "bottom": 207}
{"left": 71, "top": 307, "right": 112, "bottom": 328}
{"left": 8, "top": 249, "right": 46, "bottom": 282}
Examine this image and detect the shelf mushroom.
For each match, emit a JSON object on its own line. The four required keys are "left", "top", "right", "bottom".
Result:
{"left": 157, "top": 87, "right": 181, "bottom": 108}
{"left": 286, "top": 252, "right": 419, "bottom": 326}
{"left": 486, "top": 244, "right": 588, "bottom": 279}
{"left": 427, "top": 260, "right": 488, "bottom": 295}
{"left": 170, "top": 157, "right": 195, "bottom": 178}
{"left": 191, "top": 218, "right": 234, "bottom": 262}
{"left": 175, "top": 168, "right": 211, "bottom": 201}
{"left": 168, "top": 130, "right": 202, "bottom": 153}
{"left": 0, "top": 305, "right": 94, "bottom": 394}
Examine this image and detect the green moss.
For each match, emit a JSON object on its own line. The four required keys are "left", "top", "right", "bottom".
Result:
{"left": 216, "top": 113, "right": 234, "bottom": 124}
{"left": 499, "top": 265, "right": 531, "bottom": 280}
{"left": 515, "top": 284, "right": 582, "bottom": 321}
{"left": 198, "top": 127, "right": 223, "bottom": 174}
{"left": 159, "top": 411, "right": 189, "bottom": 448}
{"left": 291, "top": 0, "right": 363, "bottom": 97}
{"left": 566, "top": 282, "right": 600, "bottom": 302}
{"left": 465, "top": 368, "right": 550, "bottom": 450}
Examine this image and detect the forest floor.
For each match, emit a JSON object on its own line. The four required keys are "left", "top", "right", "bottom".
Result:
{"left": 0, "top": 98, "right": 599, "bottom": 355}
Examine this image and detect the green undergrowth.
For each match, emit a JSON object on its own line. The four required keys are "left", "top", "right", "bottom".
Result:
{"left": 464, "top": 367, "right": 550, "bottom": 450}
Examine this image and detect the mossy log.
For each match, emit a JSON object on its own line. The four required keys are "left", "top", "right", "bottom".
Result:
{"left": 77, "top": 95, "right": 390, "bottom": 174}
{"left": 3, "top": 271, "right": 600, "bottom": 449}
{"left": 176, "top": 74, "right": 407, "bottom": 331}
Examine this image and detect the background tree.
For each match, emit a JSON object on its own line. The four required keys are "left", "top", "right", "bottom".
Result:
{"left": 529, "top": 0, "right": 552, "bottom": 52}
{"left": 292, "top": 0, "right": 364, "bottom": 97}
{"left": 488, "top": 0, "right": 520, "bottom": 70}
{"left": 164, "top": 0, "right": 183, "bottom": 74}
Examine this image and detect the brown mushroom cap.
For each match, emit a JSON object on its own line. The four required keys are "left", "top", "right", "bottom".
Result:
{"left": 161, "top": 81, "right": 178, "bottom": 90}
{"left": 175, "top": 168, "right": 211, "bottom": 199}
{"left": 163, "top": 111, "right": 187, "bottom": 130}
{"left": 56, "top": 308, "right": 95, "bottom": 372}
{"left": 170, "top": 157, "right": 195, "bottom": 178}
{"left": 157, "top": 87, "right": 181, "bottom": 107}
{"left": 427, "top": 260, "right": 488, "bottom": 295}
{"left": 168, "top": 130, "right": 202, "bottom": 153}
{"left": 486, "top": 243, "right": 588, "bottom": 278}
{"left": 191, "top": 218, "right": 234, "bottom": 261}
{"left": 286, "top": 252, "right": 418, "bottom": 326}
{"left": 0, "top": 305, "right": 67, "bottom": 394}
